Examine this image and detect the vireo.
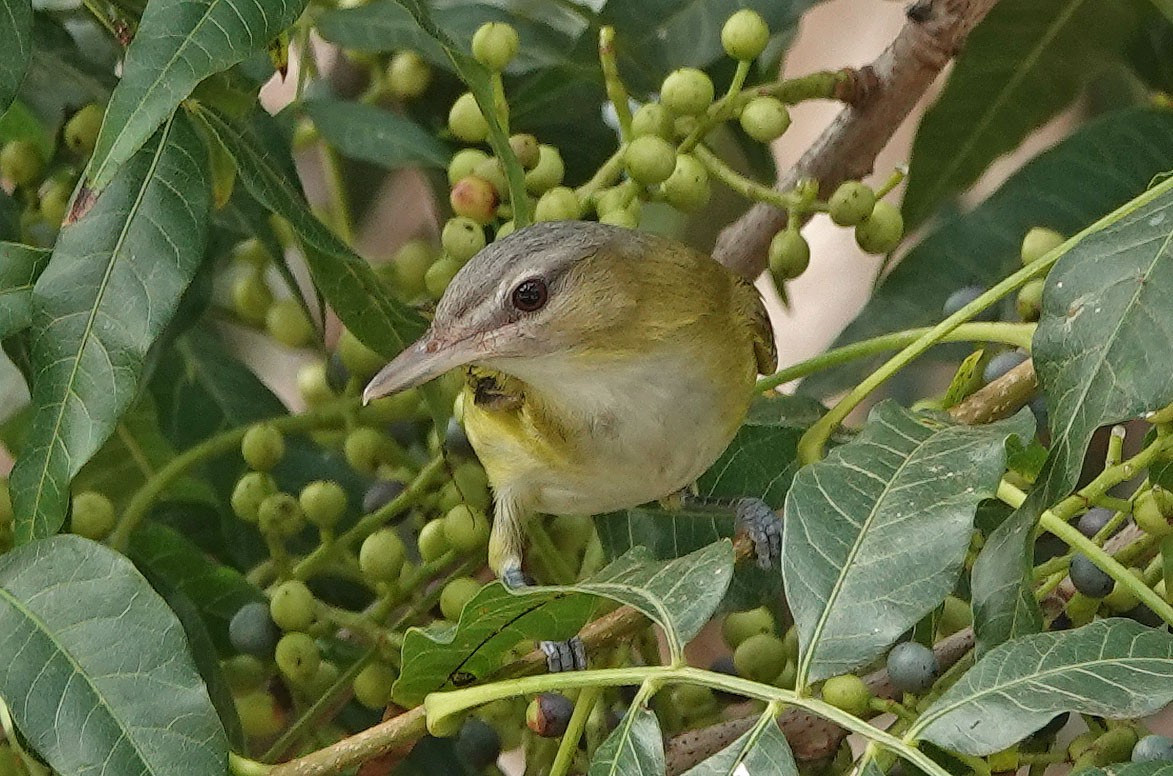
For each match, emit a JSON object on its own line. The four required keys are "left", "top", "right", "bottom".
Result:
{"left": 365, "top": 221, "right": 777, "bottom": 588}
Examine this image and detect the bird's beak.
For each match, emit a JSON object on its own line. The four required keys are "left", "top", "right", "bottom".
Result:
{"left": 362, "top": 331, "right": 486, "bottom": 405}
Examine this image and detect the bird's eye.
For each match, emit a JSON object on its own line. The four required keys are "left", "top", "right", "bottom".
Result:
{"left": 511, "top": 278, "right": 548, "bottom": 312}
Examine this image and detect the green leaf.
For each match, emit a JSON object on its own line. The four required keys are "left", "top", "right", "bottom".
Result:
{"left": 9, "top": 113, "right": 211, "bottom": 543}
{"left": 19, "top": 16, "right": 115, "bottom": 131}
{"left": 304, "top": 98, "right": 451, "bottom": 170}
{"left": 941, "top": 349, "right": 985, "bottom": 408}
{"left": 681, "top": 710, "right": 797, "bottom": 776}
{"left": 902, "top": 0, "right": 1136, "bottom": 228}
{"left": 1032, "top": 184, "right": 1173, "bottom": 509}
{"left": 87, "top": 0, "right": 307, "bottom": 189}
{"left": 0, "top": 0, "right": 32, "bottom": 113}
{"left": 783, "top": 402, "right": 1034, "bottom": 684}
{"left": 912, "top": 619, "right": 1173, "bottom": 755}
{"left": 970, "top": 504, "right": 1044, "bottom": 655}
{"left": 191, "top": 105, "right": 427, "bottom": 359}
{"left": 0, "top": 242, "right": 49, "bottom": 339}
{"left": 800, "top": 107, "right": 1173, "bottom": 400}
{"left": 0, "top": 535, "right": 228, "bottom": 774}
{"left": 589, "top": 704, "right": 664, "bottom": 776}
{"left": 392, "top": 582, "right": 595, "bottom": 706}
{"left": 1081, "top": 765, "right": 1173, "bottom": 776}
{"left": 127, "top": 521, "right": 264, "bottom": 655}
{"left": 555, "top": 542, "right": 734, "bottom": 662}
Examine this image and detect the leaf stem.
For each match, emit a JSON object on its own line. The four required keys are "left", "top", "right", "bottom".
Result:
{"left": 694, "top": 143, "right": 798, "bottom": 211}
{"left": 598, "top": 27, "right": 632, "bottom": 143}
{"left": 229, "top": 753, "right": 273, "bottom": 775}
{"left": 754, "top": 322, "right": 1035, "bottom": 393}
{"left": 550, "top": 686, "right": 603, "bottom": 776}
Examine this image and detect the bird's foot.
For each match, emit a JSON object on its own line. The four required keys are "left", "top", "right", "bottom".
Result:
{"left": 735, "top": 497, "right": 782, "bottom": 570}
{"left": 500, "top": 564, "right": 533, "bottom": 590}
{"left": 541, "top": 637, "right": 587, "bottom": 673}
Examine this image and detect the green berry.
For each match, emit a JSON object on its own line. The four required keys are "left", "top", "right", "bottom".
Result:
{"left": 229, "top": 601, "right": 279, "bottom": 657}
{"left": 418, "top": 518, "right": 451, "bottom": 562}
{"left": 344, "top": 427, "right": 391, "bottom": 475}
{"left": 739, "top": 97, "right": 790, "bottom": 143}
{"left": 353, "top": 662, "right": 397, "bottom": 709}
{"left": 359, "top": 529, "right": 407, "bottom": 584}
{"left": 301, "top": 659, "right": 339, "bottom": 700}
{"left": 670, "top": 684, "right": 717, "bottom": 720}
{"left": 662, "top": 153, "right": 710, "bottom": 211}
{"left": 525, "top": 145, "right": 565, "bottom": 194}
{"left": 1103, "top": 569, "right": 1144, "bottom": 613}
{"left": 265, "top": 298, "right": 314, "bottom": 348}
{"left": 886, "top": 642, "right": 938, "bottom": 693}
{"left": 0, "top": 140, "right": 45, "bottom": 187}
{"left": 450, "top": 175, "right": 499, "bottom": 224}
{"left": 625, "top": 135, "right": 677, "bottom": 185}
{"left": 534, "top": 186, "right": 581, "bottom": 222}
{"left": 496, "top": 220, "right": 516, "bottom": 239}
{"left": 232, "top": 238, "right": 271, "bottom": 268}
{"left": 299, "top": 480, "right": 347, "bottom": 529}
{"left": 440, "top": 576, "right": 482, "bottom": 621}
{"left": 337, "top": 329, "right": 386, "bottom": 380}
{"left": 594, "top": 185, "right": 632, "bottom": 217}
{"left": 448, "top": 148, "right": 491, "bottom": 186}
{"left": 936, "top": 595, "right": 972, "bottom": 637}
{"left": 389, "top": 239, "right": 434, "bottom": 299}
{"left": 509, "top": 133, "right": 540, "bottom": 169}
{"left": 599, "top": 204, "right": 639, "bottom": 229}
{"left": 270, "top": 580, "right": 317, "bottom": 632}
{"left": 231, "top": 472, "right": 277, "bottom": 523}
{"left": 444, "top": 504, "right": 490, "bottom": 553}
{"left": 1021, "top": 226, "right": 1064, "bottom": 265}
{"left": 221, "top": 654, "right": 268, "bottom": 694}
{"left": 733, "top": 633, "right": 787, "bottom": 683}
{"left": 721, "top": 9, "right": 770, "bottom": 60}
{"left": 854, "top": 200, "right": 904, "bottom": 254}
{"left": 242, "top": 423, "right": 285, "bottom": 471}
{"left": 827, "top": 181, "right": 877, "bottom": 227}
{"left": 768, "top": 229, "right": 810, "bottom": 282}
{"left": 275, "top": 632, "right": 320, "bottom": 684}
{"left": 660, "top": 68, "right": 715, "bottom": 115}
{"left": 236, "top": 691, "right": 284, "bottom": 738}
{"left": 442, "top": 216, "right": 487, "bottom": 262}
{"left": 632, "top": 103, "right": 674, "bottom": 139}
{"left": 39, "top": 178, "right": 73, "bottom": 227}
{"left": 298, "top": 361, "right": 334, "bottom": 407}
{"left": 471, "top": 22, "right": 519, "bottom": 71}
{"left": 64, "top": 103, "right": 105, "bottom": 156}
{"left": 473, "top": 157, "right": 509, "bottom": 200}
{"left": 527, "top": 692, "right": 573, "bottom": 737}
{"left": 448, "top": 92, "right": 489, "bottom": 143}
{"left": 822, "top": 673, "right": 871, "bottom": 716}
{"left": 1134, "top": 487, "right": 1173, "bottom": 537}
{"left": 1016, "top": 279, "right": 1045, "bottom": 322}
{"left": 387, "top": 50, "right": 431, "bottom": 100}
{"left": 425, "top": 256, "right": 464, "bottom": 299}
{"left": 70, "top": 491, "right": 116, "bottom": 540}
{"left": 722, "top": 606, "right": 776, "bottom": 649}
{"left": 258, "top": 492, "right": 306, "bottom": 538}
{"left": 231, "top": 271, "right": 273, "bottom": 326}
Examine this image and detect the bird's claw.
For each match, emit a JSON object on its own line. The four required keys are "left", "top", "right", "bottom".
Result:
{"left": 500, "top": 565, "right": 533, "bottom": 590}
{"left": 736, "top": 497, "right": 782, "bottom": 570}
{"left": 541, "top": 637, "right": 587, "bottom": 673}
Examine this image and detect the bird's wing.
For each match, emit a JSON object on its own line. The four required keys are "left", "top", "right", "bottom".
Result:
{"left": 738, "top": 278, "right": 778, "bottom": 376}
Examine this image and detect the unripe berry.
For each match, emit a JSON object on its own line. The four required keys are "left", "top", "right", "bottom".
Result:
{"left": 359, "top": 529, "right": 407, "bottom": 583}
{"left": 822, "top": 673, "right": 871, "bottom": 716}
{"left": 389, "top": 239, "right": 434, "bottom": 299}
{"left": 353, "top": 662, "right": 397, "bottom": 709}
{"left": 258, "top": 492, "right": 306, "bottom": 538}
{"left": 337, "top": 329, "right": 386, "bottom": 379}
{"left": 297, "top": 361, "right": 334, "bottom": 407}
{"left": 344, "top": 427, "right": 392, "bottom": 475}
{"left": 739, "top": 97, "right": 790, "bottom": 143}
{"left": 442, "top": 216, "right": 487, "bottom": 262}
{"left": 270, "top": 580, "right": 316, "bottom": 632}
{"left": 471, "top": 22, "right": 519, "bottom": 71}
{"left": 854, "top": 200, "right": 904, "bottom": 254}
{"left": 722, "top": 606, "right": 775, "bottom": 649}
{"left": 64, "top": 103, "right": 105, "bottom": 156}
{"left": 275, "top": 632, "right": 320, "bottom": 684}
{"left": 387, "top": 50, "right": 431, "bottom": 100}
{"left": 448, "top": 148, "right": 490, "bottom": 186}
{"left": 231, "top": 472, "right": 276, "bottom": 523}
{"left": 1134, "top": 487, "right": 1173, "bottom": 538}
{"left": 733, "top": 633, "right": 788, "bottom": 683}
{"left": 417, "top": 518, "right": 451, "bottom": 562}
{"left": 768, "top": 229, "right": 810, "bottom": 282}
{"left": 70, "top": 491, "right": 116, "bottom": 540}
{"left": 231, "top": 272, "right": 273, "bottom": 326}
{"left": 509, "top": 133, "right": 540, "bottom": 169}
{"left": 448, "top": 93, "right": 488, "bottom": 143}
{"left": 496, "top": 219, "right": 516, "bottom": 239}
{"left": 525, "top": 145, "right": 565, "bottom": 194}
{"left": 440, "top": 576, "right": 482, "bottom": 621}
{"left": 265, "top": 298, "right": 314, "bottom": 348}
{"left": 425, "top": 256, "right": 463, "bottom": 298}
{"left": 241, "top": 423, "right": 285, "bottom": 471}
{"left": 39, "top": 178, "right": 73, "bottom": 227}
{"left": 827, "top": 181, "right": 877, "bottom": 227}
{"left": 632, "top": 103, "right": 674, "bottom": 139}
{"left": 236, "top": 691, "right": 284, "bottom": 738}
{"left": 473, "top": 157, "right": 509, "bottom": 200}
{"left": 534, "top": 186, "right": 581, "bottom": 221}
{"left": 0, "top": 140, "right": 45, "bottom": 187}
{"left": 1021, "top": 226, "right": 1064, "bottom": 265}
{"left": 662, "top": 153, "right": 710, "bottom": 212}
{"left": 624, "top": 135, "right": 677, "bottom": 185}
{"left": 670, "top": 684, "right": 717, "bottom": 721}
{"left": 721, "top": 9, "right": 770, "bottom": 60}
{"left": 233, "top": 238, "right": 271, "bottom": 268}
{"left": 1016, "top": 279, "right": 1044, "bottom": 322}
{"left": 660, "top": 68, "right": 714, "bottom": 115}
{"left": 299, "top": 480, "right": 347, "bottom": 529}
{"left": 450, "top": 175, "right": 499, "bottom": 224}
{"left": 444, "top": 504, "right": 490, "bottom": 553}
{"left": 221, "top": 654, "right": 268, "bottom": 694}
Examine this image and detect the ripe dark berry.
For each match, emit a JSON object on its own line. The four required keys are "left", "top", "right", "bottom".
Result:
{"left": 886, "top": 642, "right": 938, "bottom": 693}
{"left": 526, "top": 692, "right": 574, "bottom": 737}
{"left": 982, "top": 350, "right": 1028, "bottom": 384}
{"left": 1132, "top": 734, "right": 1173, "bottom": 762}
{"left": 229, "top": 601, "right": 279, "bottom": 657}
{"left": 456, "top": 717, "right": 501, "bottom": 770}
{"left": 942, "top": 286, "right": 998, "bottom": 321}
{"left": 1069, "top": 553, "right": 1113, "bottom": 598}
{"left": 1076, "top": 507, "right": 1113, "bottom": 538}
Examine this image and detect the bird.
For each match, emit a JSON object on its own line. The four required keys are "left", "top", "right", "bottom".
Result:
{"left": 364, "top": 221, "right": 779, "bottom": 666}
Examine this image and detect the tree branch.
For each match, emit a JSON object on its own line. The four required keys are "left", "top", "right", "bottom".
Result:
{"left": 712, "top": 0, "right": 1002, "bottom": 279}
